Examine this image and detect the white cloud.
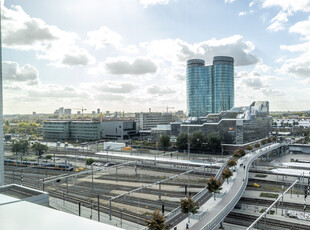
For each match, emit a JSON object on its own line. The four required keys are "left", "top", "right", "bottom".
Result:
{"left": 225, "top": 0, "right": 235, "bottom": 3}
{"left": 238, "top": 10, "right": 254, "bottom": 16}
{"left": 141, "top": 35, "right": 260, "bottom": 66}
{"left": 93, "top": 82, "right": 138, "bottom": 93}
{"left": 289, "top": 16, "right": 310, "bottom": 38}
{"left": 3, "top": 61, "right": 39, "bottom": 85}
{"left": 278, "top": 17, "right": 310, "bottom": 79}
{"left": 140, "top": 0, "right": 172, "bottom": 8}
{"left": 262, "top": 0, "right": 310, "bottom": 12}
{"left": 147, "top": 85, "right": 176, "bottom": 95}
{"left": 85, "top": 26, "right": 122, "bottom": 49}
{"left": 2, "top": 4, "right": 94, "bottom": 67}
{"left": 102, "top": 57, "right": 158, "bottom": 75}
{"left": 267, "top": 11, "right": 290, "bottom": 31}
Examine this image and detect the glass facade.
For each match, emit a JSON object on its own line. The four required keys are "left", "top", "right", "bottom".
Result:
{"left": 213, "top": 56, "right": 234, "bottom": 113}
{"left": 186, "top": 56, "right": 234, "bottom": 117}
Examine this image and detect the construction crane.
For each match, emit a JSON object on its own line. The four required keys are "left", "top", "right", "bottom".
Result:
{"left": 72, "top": 107, "right": 87, "bottom": 118}
{"left": 154, "top": 106, "right": 174, "bottom": 113}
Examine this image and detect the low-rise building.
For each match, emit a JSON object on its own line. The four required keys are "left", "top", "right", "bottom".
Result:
{"left": 43, "top": 120, "right": 100, "bottom": 141}
{"left": 101, "top": 120, "right": 137, "bottom": 140}
{"left": 43, "top": 121, "right": 70, "bottom": 140}
{"left": 135, "top": 112, "right": 173, "bottom": 130}
{"left": 70, "top": 121, "right": 101, "bottom": 141}
{"left": 172, "top": 101, "right": 272, "bottom": 145}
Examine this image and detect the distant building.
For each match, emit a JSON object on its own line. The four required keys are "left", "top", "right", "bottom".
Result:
{"left": 64, "top": 109, "right": 71, "bottom": 115}
{"left": 70, "top": 121, "right": 101, "bottom": 141}
{"left": 135, "top": 112, "right": 173, "bottom": 130}
{"left": 172, "top": 101, "right": 272, "bottom": 145}
{"left": 151, "top": 125, "right": 171, "bottom": 140}
{"left": 101, "top": 120, "right": 137, "bottom": 140}
{"left": 97, "top": 108, "right": 100, "bottom": 114}
{"left": 187, "top": 57, "right": 234, "bottom": 117}
{"left": 54, "top": 107, "right": 64, "bottom": 116}
{"left": 43, "top": 121, "right": 70, "bottom": 140}
{"left": 43, "top": 120, "right": 137, "bottom": 141}
{"left": 92, "top": 111, "right": 96, "bottom": 115}
{"left": 43, "top": 120, "right": 100, "bottom": 141}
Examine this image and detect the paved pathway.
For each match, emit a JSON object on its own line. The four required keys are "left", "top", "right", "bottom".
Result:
{"left": 188, "top": 143, "right": 284, "bottom": 230}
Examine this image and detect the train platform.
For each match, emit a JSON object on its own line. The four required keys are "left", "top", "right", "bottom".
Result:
{"left": 243, "top": 190, "right": 309, "bottom": 206}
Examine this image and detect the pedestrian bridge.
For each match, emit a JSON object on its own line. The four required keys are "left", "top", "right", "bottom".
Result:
{"left": 190, "top": 142, "right": 286, "bottom": 230}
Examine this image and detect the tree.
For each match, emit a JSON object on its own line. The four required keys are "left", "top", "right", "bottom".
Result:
{"left": 86, "top": 158, "right": 95, "bottom": 165}
{"left": 254, "top": 143, "right": 260, "bottom": 148}
{"left": 227, "top": 159, "right": 237, "bottom": 168}
{"left": 180, "top": 194, "right": 199, "bottom": 221}
{"left": 189, "top": 131, "right": 204, "bottom": 151}
{"left": 158, "top": 135, "right": 171, "bottom": 149}
{"left": 261, "top": 139, "right": 267, "bottom": 145}
{"left": 206, "top": 133, "right": 222, "bottom": 153}
{"left": 31, "top": 142, "right": 49, "bottom": 158}
{"left": 207, "top": 177, "right": 222, "bottom": 200}
{"left": 233, "top": 148, "right": 245, "bottom": 158}
{"left": 222, "top": 168, "right": 233, "bottom": 184}
{"left": 145, "top": 209, "right": 166, "bottom": 230}
{"left": 11, "top": 140, "right": 30, "bottom": 155}
{"left": 176, "top": 133, "right": 188, "bottom": 151}
{"left": 245, "top": 145, "right": 253, "bottom": 151}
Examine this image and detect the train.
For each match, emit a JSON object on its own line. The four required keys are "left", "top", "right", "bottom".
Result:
{"left": 4, "top": 159, "right": 73, "bottom": 171}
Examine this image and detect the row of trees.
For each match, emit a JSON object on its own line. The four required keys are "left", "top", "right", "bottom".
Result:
{"left": 175, "top": 132, "right": 222, "bottom": 153}
{"left": 11, "top": 140, "right": 49, "bottom": 158}
{"left": 4, "top": 121, "right": 41, "bottom": 136}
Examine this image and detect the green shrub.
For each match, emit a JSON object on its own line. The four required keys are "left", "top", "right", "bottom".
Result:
{"left": 86, "top": 158, "right": 95, "bottom": 165}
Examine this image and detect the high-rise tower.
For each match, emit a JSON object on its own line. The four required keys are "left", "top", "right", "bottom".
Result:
{"left": 186, "top": 56, "right": 234, "bottom": 117}
{"left": 0, "top": 4, "right": 4, "bottom": 186}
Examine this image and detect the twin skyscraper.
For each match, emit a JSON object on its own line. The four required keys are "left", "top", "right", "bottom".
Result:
{"left": 186, "top": 56, "right": 234, "bottom": 117}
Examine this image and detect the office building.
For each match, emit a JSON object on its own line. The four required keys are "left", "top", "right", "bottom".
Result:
{"left": 187, "top": 56, "right": 234, "bottom": 117}
{"left": 135, "top": 112, "right": 173, "bottom": 130}
{"left": 101, "top": 120, "right": 138, "bottom": 140}
{"left": 70, "top": 121, "right": 101, "bottom": 141}
{"left": 43, "top": 120, "right": 100, "bottom": 141}
{"left": 172, "top": 101, "right": 272, "bottom": 145}
{"left": 64, "top": 109, "right": 71, "bottom": 115}
{"left": 43, "top": 121, "right": 70, "bottom": 140}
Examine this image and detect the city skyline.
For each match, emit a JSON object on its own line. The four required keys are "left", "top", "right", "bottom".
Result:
{"left": 3, "top": 0, "right": 310, "bottom": 114}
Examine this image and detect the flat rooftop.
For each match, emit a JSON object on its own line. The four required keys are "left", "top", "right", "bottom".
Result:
{"left": 0, "top": 184, "right": 123, "bottom": 230}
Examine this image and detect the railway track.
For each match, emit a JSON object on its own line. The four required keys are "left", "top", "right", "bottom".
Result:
{"left": 240, "top": 197, "right": 305, "bottom": 211}
{"left": 225, "top": 212, "right": 310, "bottom": 230}
{"left": 49, "top": 190, "right": 148, "bottom": 226}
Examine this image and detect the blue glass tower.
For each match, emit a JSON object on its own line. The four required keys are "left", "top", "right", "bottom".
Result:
{"left": 186, "top": 56, "right": 234, "bottom": 117}
{"left": 213, "top": 56, "right": 234, "bottom": 113}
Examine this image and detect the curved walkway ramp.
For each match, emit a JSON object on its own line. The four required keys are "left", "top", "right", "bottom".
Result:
{"left": 164, "top": 160, "right": 228, "bottom": 228}
{"left": 191, "top": 143, "right": 285, "bottom": 230}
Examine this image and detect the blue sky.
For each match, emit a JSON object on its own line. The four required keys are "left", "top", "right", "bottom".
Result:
{"left": 2, "top": 0, "right": 310, "bottom": 114}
